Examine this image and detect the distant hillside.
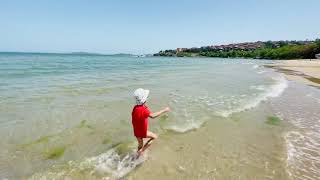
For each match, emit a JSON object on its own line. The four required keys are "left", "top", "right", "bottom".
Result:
{"left": 154, "top": 39, "right": 320, "bottom": 60}
{"left": 70, "top": 52, "right": 105, "bottom": 56}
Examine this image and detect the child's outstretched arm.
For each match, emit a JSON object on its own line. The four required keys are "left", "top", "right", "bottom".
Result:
{"left": 149, "top": 107, "right": 170, "bottom": 119}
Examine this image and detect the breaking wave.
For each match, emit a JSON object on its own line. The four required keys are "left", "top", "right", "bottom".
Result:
{"left": 216, "top": 75, "right": 288, "bottom": 117}
{"left": 165, "top": 74, "right": 288, "bottom": 133}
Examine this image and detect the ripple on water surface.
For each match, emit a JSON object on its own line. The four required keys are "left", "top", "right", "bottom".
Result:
{"left": 270, "top": 82, "right": 320, "bottom": 180}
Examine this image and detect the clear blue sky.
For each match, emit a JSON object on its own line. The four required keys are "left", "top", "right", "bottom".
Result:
{"left": 1, "top": 0, "right": 319, "bottom": 54}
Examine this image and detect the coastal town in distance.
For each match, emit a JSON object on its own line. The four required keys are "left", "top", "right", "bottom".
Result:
{"left": 155, "top": 39, "right": 320, "bottom": 60}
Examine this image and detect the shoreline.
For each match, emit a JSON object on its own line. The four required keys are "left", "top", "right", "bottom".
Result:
{"left": 264, "top": 59, "right": 320, "bottom": 87}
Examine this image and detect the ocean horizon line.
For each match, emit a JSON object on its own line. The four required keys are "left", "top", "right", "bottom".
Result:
{"left": 0, "top": 51, "right": 141, "bottom": 57}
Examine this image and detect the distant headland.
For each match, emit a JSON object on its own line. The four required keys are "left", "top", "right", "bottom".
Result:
{"left": 154, "top": 39, "right": 320, "bottom": 60}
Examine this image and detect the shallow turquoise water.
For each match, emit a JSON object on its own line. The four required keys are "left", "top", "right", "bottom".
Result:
{"left": 0, "top": 53, "right": 277, "bottom": 137}
{"left": 0, "top": 53, "right": 319, "bottom": 179}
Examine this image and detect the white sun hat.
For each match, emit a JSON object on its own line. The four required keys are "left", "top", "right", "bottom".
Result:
{"left": 133, "top": 88, "right": 150, "bottom": 105}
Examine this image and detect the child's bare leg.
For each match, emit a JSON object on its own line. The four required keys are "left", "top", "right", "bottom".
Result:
{"left": 136, "top": 137, "right": 144, "bottom": 154}
{"left": 141, "top": 131, "right": 157, "bottom": 153}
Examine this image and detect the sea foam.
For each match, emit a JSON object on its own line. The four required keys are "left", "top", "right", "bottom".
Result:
{"left": 79, "top": 148, "right": 146, "bottom": 179}
{"left": 166, "top": 119, "right": 203, "bottom": 133}
{"left": 252, "top": 64, "right": 259, "bottom": 69}
{"left": 29, "top": 146, "right": 147, "bottom": 180}
{"left": 217, "top": 75, "right": 288, "bottom": 117}
{"left": 284, "top": 131, "right": 320, "bottom": 180}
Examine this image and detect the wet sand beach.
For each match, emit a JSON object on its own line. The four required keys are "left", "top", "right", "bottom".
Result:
{"left": 264, "top": 60, "right": 320, "bottom": 87}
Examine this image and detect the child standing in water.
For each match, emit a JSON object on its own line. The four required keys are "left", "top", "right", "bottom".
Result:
{"left": 132, "top": 88, "right": 170, "bottom": 156}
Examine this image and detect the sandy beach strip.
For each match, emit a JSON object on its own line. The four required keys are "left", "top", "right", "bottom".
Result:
{"left": 264, "top": 59, "right": 320, "bottom": 87}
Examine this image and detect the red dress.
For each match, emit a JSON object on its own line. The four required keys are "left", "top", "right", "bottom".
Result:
{"left": 132, "top": 105, "right": 150, "bottom": 138}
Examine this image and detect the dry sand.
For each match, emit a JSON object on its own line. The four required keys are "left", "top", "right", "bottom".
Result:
{"left": 264, "top": 59, "right": 320, "bottom": 87}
